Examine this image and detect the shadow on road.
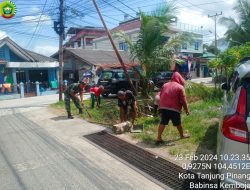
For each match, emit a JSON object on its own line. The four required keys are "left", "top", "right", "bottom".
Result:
{"left": 188, "top": 122, "right": 220, "bottom": 186}
{"left": 50, "top": 116, "right": 68, "bottom": 121}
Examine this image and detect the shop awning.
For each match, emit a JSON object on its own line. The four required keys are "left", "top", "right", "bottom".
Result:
{"left": 6, "top": 61, "right": 59, "bottom": 68}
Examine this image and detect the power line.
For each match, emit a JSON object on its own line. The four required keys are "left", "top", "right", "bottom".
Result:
{"left": 7, "top": 30, "right": 58, "bottom": 40}
{"left": 26, "top": 0, "right": 49, "bottom": 48}
{"left": 178, "top": 0, "right": 215, "bottom": 12}
{"left": 101, "top": 0, "right": 136, "bottom": 19}
{"left": 65, "top": 5, "right": 120, "bottom": 26}
{"left": 182, "top": 1, "right": 228, "bottom": 8}
{"left": 0, "top": 18, "right": 54, "bottom": 25}
{"left": 30, "top": 1, "right": 58, "bottom": 47}
{"left": 116, "top": 0, "right": 138, "bottom": 13}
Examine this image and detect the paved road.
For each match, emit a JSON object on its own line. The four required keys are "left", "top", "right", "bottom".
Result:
{"left": 0, "top": 95, "right": 163, "bottom": 190}
{"left": 191, "top": 77, "right": 214, "bottom": 87}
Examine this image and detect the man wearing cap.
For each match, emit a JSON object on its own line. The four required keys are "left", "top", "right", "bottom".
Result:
{"left": 64, "top": 82, "right": 86, "bottom": 119}
{"left": 117, "top": 90, "right": 138, "bottom": 125}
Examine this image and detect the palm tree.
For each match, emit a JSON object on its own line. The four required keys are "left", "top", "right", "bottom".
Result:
{"left": 118, "top": 3, "right": 191, "bottom": 97}
{"left": 219, "top": 0, "right": 250, "bottom": 47}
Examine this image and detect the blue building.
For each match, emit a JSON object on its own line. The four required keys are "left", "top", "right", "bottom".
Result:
{"left": 0, "top": 37, "right": 59, "bottom": 94}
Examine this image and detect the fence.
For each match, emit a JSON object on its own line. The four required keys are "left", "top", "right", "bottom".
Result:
{"left": 0, "top": 81, "right": 58, "bottom": 100}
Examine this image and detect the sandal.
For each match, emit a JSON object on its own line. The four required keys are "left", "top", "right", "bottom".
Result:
{"left": 155, "top": 140, "right": 164, "bottom": 145}
{"left": 181, "top": 134, "right": 190, "bottom": 139}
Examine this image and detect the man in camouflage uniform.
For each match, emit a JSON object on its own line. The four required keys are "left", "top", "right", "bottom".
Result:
{"left": 64, "top": 82, "right": 86, "bottom": 119}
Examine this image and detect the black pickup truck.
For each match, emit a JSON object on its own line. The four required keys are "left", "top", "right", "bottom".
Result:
{"left": 97, "top": 69, "right": 138, "bottom": 97}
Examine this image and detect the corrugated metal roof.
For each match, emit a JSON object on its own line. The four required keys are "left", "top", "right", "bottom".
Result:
{"left": 0, "top": 37, "right": 57, "bottom": 62}
{"left": 66, "top": 48, "right": 136, "bottom": 66}
{"left": 96, "top": 18, "right": 140, "bottom": 39}
{"left": 25, "top": 49, "right": 57, "bottom": 62}
{"left": 111, "top": 18, "right": 140, "bottom": 33}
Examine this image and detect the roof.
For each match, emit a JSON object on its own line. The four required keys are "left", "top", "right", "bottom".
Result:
{"left": 0, "top": 37, "right": 57, "bottom": 62}
{"left": 111, "top": 18, "right": 140, "bottom": 33}
{"left": 66, "top": 27, "right": 106, "bottom": 44}
{"left": 95, "top": 18, "right": 141, "bottom": 40}
{"left": 67, "top": 27, "right": 105, "bottom": 35}
{"left": 64, "top": 48, "right": 136, "bottom": 66}
{"left": 25, "top": 49, "right": 56, "bottom": 62}
{"left": 200, "top": 52, "right": 216, "bottom": 59}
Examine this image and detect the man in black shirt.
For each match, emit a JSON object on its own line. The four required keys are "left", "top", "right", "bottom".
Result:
{"left": 117, "top": 90, "right": 137, "bottom": 125}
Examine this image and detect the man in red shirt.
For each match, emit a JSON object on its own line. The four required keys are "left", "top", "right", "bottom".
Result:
{"left": 90, "top": 85, "right": 104, "bottom": 108}
{"left": 156, "top": 72, "right": 190, "bottom": 145}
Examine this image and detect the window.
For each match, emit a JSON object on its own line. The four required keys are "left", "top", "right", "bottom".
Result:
{"left": 194, "top": 41, "right": 199, "bottom": 50}
{"left": 86, "top": 38, "right": 94, "bottom": 46}
{"left": 116, "top": 72, "right": 125, "bottom": 79}
{"left": 16, "top": 70, "right": 25, "bottom": 83}
{"left": 182, "top": 43, "right": 187, "bottom": 50}
{"left": 100, "top": 71, "right": 113, "bottom": 80}
{"left": 119, "top": 42, "right": 128, "bottom": 52}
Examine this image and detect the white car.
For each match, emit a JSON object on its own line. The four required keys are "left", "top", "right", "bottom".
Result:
{"left": 217, "top": 57, "right": 250, "bottom": 189}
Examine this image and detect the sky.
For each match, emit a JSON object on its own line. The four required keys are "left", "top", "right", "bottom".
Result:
{"left": 0, "top": 0, "right": 238, "bottom": 56}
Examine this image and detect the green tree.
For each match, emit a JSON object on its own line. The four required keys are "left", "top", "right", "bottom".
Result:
{"left": 219, "top": 0, "right": 250, "bottom": 47}
{"left": 208, "top": 57, "right": 223, "bottom": 88}
{"left": 118, "top": 3, "right": 191, "bottom": 97}
{"left": 203, "top": 44, "right": 220, "bottom": 55}
{"left": 209, "top": 43, "right": 250, "bottom": 85}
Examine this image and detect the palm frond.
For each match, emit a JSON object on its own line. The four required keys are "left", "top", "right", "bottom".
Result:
{"left": 219, "top": 17, "right": 239, "bottom": 29}
{"left": 220, "top": 0, "right": 250, "bottom": 46}
{"left": 234, "top": 0, "right": 250, "bottom": 23}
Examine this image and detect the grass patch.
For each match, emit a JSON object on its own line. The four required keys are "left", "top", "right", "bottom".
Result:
{"left": 51, "top": 82, "right": 223, "bottom": 156}
{"left": 51, "top": 98, "right": 120, "bottom": 125}
{"left": 134, "top": 100, "right": 222, "bottom": 154}
{"left": 186, "top": 82, "right": 223, "bottom": 102}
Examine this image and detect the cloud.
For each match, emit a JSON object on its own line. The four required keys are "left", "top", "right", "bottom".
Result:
{"left": 177, "top": 7, "right": 226, "bottom": 36}
{"left": 30, "top": 6, "right": 40, "bottom": 14}
{"left": 175, "top": 0, "right": 239, "bottom": 44}
{"left": 225, "top": 0, "right": 236, "bottom": 5}
{"left": 0, "top": 30, "right": 7, "bottom": 39}
{"left": 33, "top": 45, "right": 58, "bottom": 56}
{"left": 21, "top": 15, "right": 52, "bottom": 27}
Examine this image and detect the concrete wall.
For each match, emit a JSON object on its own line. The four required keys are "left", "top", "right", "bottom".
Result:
{"left": 94, "top": 30, "right": 139, "bottom": 51}
{"left": 63, "top": 52, "right": 92, "bottom": 82}
{"left": 94, "top": 29, "right": 203, "bottom": 56}
{"left": 180, "top": 39, "right": 203, "bottom": 54}
{"left": 95, "top": 39, "right": 113, "bottom": 50}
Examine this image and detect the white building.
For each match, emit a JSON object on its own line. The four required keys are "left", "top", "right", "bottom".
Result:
{"left": 93, "top": 17, "right": 203, "bottom": 57}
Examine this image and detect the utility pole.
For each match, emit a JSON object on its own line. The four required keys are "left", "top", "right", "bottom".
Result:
{"left": 91, "top": 0, "right": 137, "bottom": 95}
{"left": 208, "top": 12, "right": 222, "bottom": 54}
{"left": 208, "top": 12, "right": 222, "bottom": 88}
{"left": 58, "top": 0, "right": 64, "bottom": 100}
{"left": 54, "top": 0, "right": 65, "bottom": 100}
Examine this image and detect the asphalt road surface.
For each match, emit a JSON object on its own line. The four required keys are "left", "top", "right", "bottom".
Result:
{"left": 0, "top": 95, "right": 163, "bottom": 190}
